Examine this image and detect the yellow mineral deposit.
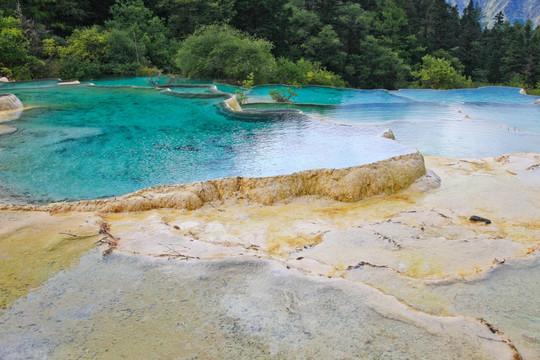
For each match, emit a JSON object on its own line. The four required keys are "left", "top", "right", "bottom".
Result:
{"left": 0, "top": 211, "right": 100, "bottom": 312}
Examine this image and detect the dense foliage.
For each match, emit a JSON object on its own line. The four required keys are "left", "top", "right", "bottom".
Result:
{"left": 175, "top": 24, "right": 275, "bottom": 83}
{"left": 0, "top": 0, "right": 539, "bottom": 90}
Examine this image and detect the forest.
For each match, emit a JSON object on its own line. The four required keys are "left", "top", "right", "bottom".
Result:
{"left": 1, "top": 0, "right": 539, "bottom": 90}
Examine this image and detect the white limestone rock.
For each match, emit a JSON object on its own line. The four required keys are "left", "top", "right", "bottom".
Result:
{"left": 0, "top": 94, "right": 23, "bottom": 111}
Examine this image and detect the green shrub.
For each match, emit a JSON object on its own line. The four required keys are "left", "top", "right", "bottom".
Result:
{"left": 58, "top": 58, "right": 102, "bottom": 80}
{"left": 57, "top": 26, "right": 109, "bottom": 79}
{"left": 269, "top": 87, "right": 298, "bottom": 102}
{"left": 271, "top": 58, "right": 345, "bottom": 87}
{"left": 413, "top": 55, "right": 473, "bottom": 89}
{"left": 235, "top": 72, "right": 255, "bottom": 104}
{"left": 0, "top": 15, "right": 44, "bottom": 80}
{"left": 175, "top": 24, "right": 276, "bottom": 84}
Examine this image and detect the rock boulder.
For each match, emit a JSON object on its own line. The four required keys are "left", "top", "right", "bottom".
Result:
{"left": 0, "top": 94, "right": 23, "bottom": 111}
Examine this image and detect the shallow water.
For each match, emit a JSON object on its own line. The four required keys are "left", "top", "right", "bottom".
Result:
{"left": 245, "top": 86, "right": 540, "bottom": 158}
{"left": 0, "top": 250, "right": 514, "bottom": 359}
{"left": 81, "top": 76, "right": 242, "bottom": 94}
{"left": 0, "top": 79, "right": 60, "bottom": 90}
{"left": 393, "top": 87, "right": 538, "bottom": 104}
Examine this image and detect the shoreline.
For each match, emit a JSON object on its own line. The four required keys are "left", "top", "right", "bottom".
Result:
{"left": 1, "top": 151, "right": 538, "bottom": 287}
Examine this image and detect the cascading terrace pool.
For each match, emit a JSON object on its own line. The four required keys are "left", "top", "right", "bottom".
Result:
{"left": 1, "top": 77, "right": 539, "bottom": 204}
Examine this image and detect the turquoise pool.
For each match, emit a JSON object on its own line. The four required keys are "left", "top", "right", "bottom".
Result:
{"left": 0, "top": 82, "right": 412, "bottom": 203}
{"left": 1, "top": 79, "right": 539, "bottom": 203}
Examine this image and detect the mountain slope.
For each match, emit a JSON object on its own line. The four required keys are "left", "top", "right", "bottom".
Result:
{"left": 446, "top": 0, "right": 540, "bottom": 26}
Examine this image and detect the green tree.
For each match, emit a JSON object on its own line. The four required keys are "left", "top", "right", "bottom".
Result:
{"left": 413, "top": 54, "right": 473, "bottom": 89}
{"left": 335, "top": 3, "right": 370, "bottom": 55}
{"left": 522, "top": 20, "right": 538, "bottom": 87}
{"left": 526, "top": 25, "right": 540, "bottom": 87}
{"left": 304, "top": 24, "right": 347, "bottom": 73}
{"left": 481, "top": 12, "right": 505, "bottom": 83}
{"left": 458, "top": 0, "right": 482, "bottom": 79}
{"left": 174, "top": 24, "right": 276, "bottom": 83}
{"left": 420, "top": 0, "right": 460, "bottom": 54}
{"left": 57, "top": 25, "right": 109, "bottom": 79}
{"left": 373, "top": 0, "right": 415, "bottom": 60}
{"left": 106, "top": 0, "right": 172, "bottom": 70}
{"left": 156, "top": 0, "right": 235, "bottom": 39}
{"left": 347, "top": 36, "right": 411, "bottom": 89}
{"left": 230, "top": 0, "right": 292, "bottom": 57}
{"left": 500, "top": 22, "right": 527, "bottom": 83}
{"left": 105, "top": 28, "right": 144, "bottom": 74}
{"left": 0, "top": 14, "right": 44, "bottom": 79}
{"left": 287, "top": 5, "right": 322, "bottom": 60}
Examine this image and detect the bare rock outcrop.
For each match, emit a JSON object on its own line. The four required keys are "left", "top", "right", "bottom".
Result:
{"left": 0, "top": 94, "right": 23, "bottom": 111}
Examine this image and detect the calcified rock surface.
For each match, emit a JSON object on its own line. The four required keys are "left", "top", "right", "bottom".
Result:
{"left": 224, "top": 96, "right": 242, "bottom": 111}
{"left": 105, "top": 154, "right": 540, "bottom": 280}
{"left": 102, "top": 153, "right": 538, "bottom": 359}
{"left": 0, "top": 94, "right": 23, "bottom": 111}
{"left": 1, "top": 153, "right": 539, "bottom": 359}
{"left": 3, "top": 151, "right": 426, "bottom": 213}
{"left": 57, "top": 80, "right": 80, "bottom": 85}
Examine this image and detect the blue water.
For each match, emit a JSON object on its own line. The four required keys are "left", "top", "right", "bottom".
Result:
{"left": 0, "top": 83, "right": 411, "bottom": 203}
{"left": 81, "top": 77, "right": 242, "bottom": 94}
{"left": 246, "top": 85, "right": 407, "bottom": 105}
{"left": 1, "top": 78, "right": 539, "bottom": 202}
